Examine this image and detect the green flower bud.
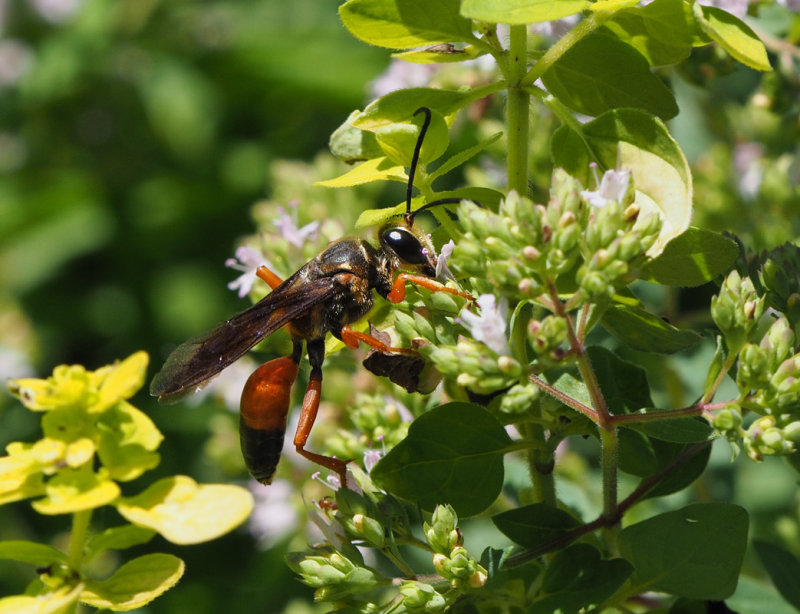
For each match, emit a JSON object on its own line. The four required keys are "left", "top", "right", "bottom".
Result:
{"left": 351, "top": 513, "right": 385, "bottom": 548}
{"left": 446, "top": 547, "right": 475, "bottom": 579}
{"left": 425, "top": 504, "right": 460, "bottom": 554}
{"left": 713, "top": 405, "right": 743, "bottom": 433}
{"left": 782, "top": 421, "right": 800, "bottom": 443}
{"left": 762, "top": 317, "right": 795, "bottom": 368}
{"left": 499, "top": 383, "right": 540, "bottom": 415}
{"left": 400, "top": 581, "right": 446, "bottom": 613}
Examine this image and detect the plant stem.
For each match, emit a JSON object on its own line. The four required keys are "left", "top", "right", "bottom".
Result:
{"left": 519, "top": 422, "right": 557, "bottom": 507}
{"left": 506, "top": 24, "right": 530, "bottom": 195}
{"left": 68, "top": 509, "right": 92, "bottom": 571}
{"left": 599, "top": 426, "right": 619, "bottom": 522}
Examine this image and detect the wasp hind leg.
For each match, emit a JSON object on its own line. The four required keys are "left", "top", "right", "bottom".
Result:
{"left": 387, "top": 272, "right": 474, "bottom": 304}
{"left": 293, "top": 338, "right": 350, "bottom": 486}
{"left": 340, "top": 325, "right": 416, "bottom": 355}
{"left": 239, "top": 341, "right": 302, "bottom": 484}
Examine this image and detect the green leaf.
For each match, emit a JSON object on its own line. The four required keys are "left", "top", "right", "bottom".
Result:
{"left": 602, "top": 303, "right": 702, "bottom": 354}
{"left": 353, "top": 187, "right": 502, "bottom": 229}
{"left": 32, "top": 467, "right": 120, "bottom": 515}
{"left": 116, "top": 475, "right": 254, "bottom": 544}
{"left": 96, "top": 401, "right": 162, "bottom": 482}
{"left": 371, "top": 402, "right": 511, "bottom": 516}
{"left": 696, "top": 5, "right": 771, "bottom": 71}
{"left": 619, "top": 503, "right": 748, "bottom": 599}
{"left": 603, "top": 0, "right": 694, "bottom": 66}
{"left": 0, "top": 540, "right": 68, "bottom": 567}
{"left": 492, "top": 503, "right": 580, "bottom": 549}
{"left": 753, "top": 540, "right": 800, "bottom": 610}
{"left": 85, "top": 525, "right": 157, "bottom": 563}
{"left": 726, "top": 576, "right": 800, "bottom": 614}
{"left": 352, "top": 86, "right": 498, "bottom": 130}
{"left": 340, "top": 0, "right": 478, "bottom": 49}
{"left": 392, "top": 44, "right": 485, "bottom": 64}
{"left": 626, "top": 415, "right": 713, "bottom": 443}
{"left": 0, "top": 585, "right": 82, "bottom": 614}
{"left": 461, "top": 0, "right": 589, "bottom": 24}
{"left": 641, "top": 227, "right": 739, "bottom": 287}
{"left": 531, "top": 544, "right": 633, "bottom": 614}
{"left": 618, "top": 429, "right": 710, "bottom": 497}
{"left": 80, "top": 553, "right": 184, "bottom": 611}
{"left": 428, "top": 131, "right": 503, "bottom": 183}
{"left": 542, "top": 33, "right": 678, "bottom": 119}
{"left": 315, "top": 156, "right": 406, "bottom": 189}
{"left": 552, "top": 109, "right": 692, "bottom": 256}
{"left": 375, "top": 109, "right": 449, "bottom": 167}
{"left": 588, "top": 346, "right": 653, "bottom": 413}
{"left": 328, "top": 111, "right": 384, "bottom": 164}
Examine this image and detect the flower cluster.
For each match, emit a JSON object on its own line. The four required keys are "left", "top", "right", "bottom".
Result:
{"left": 711, "top": 268, "right": 800, "bottom": 461}
{"left": 450, "top": 169, "right": 661, "bottom": 305}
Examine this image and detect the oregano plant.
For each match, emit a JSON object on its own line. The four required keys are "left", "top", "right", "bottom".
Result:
{"left": 243, "top": 1, "right": 797, "bottom": 612}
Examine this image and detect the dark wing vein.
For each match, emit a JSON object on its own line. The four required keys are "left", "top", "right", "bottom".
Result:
{"left": 150, "top": 277, "right": 337, "bottom": 402}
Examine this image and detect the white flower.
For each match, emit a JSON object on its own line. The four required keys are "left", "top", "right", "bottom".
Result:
{"left": 363, "top": 447, "right": 383, "bottom": 473}
{"left": 435, "top": 240, "right": 456, "bottom": 282}
{"left": 274, "top": 202, "right": 319, "bottom": 248}
{"left": 459, "top": 294, "right": 511, "bottom": 355}
{"left": 225, "top": 245, "right": 271, "bottom": 298}
{"left": 581, "top": 167, "right": 631, "bottom": 208}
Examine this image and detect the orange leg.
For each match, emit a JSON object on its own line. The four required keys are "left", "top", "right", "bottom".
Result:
{"left": 387, "top": 273, "right": 474, "bottom": 304}
{"left": 256, "top": 264, "right": 284, "bottom": 290}
{"left": 293, "top": 339, "right": 349, "bottom": 486}
{"left": 340, "top": 325, "right": 416, "bottom": 355}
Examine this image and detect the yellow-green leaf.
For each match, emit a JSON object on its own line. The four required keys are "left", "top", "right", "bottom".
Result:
{"left": 696, "top": 5, "right": 770, "bottom": 71}
{"left": 461, "top": 0, "right": 589, "bottom": 24}
{"left": 0, "top": 454, "right": 45, "bottom": 505}
{"left": 340, "top": 0, "right": 478, "bottom": 49}
{"left": 96, "top": 401, "right": 162, "bottom": 482}
{"left": 0, "top": 585, "right": 83, "bottom": 614}
{"left": 116, "top": 475, "right": 254, "bottom": 544}
{"left": 80, "top": 553, "right": 184, "bottom": 612}
{"left": 32, "top": 467, "right": 120, "bottom": 515}
{"left": 0, "top": 540, "right": 68, "bottom": 566}
{"left": 315, "top": 156, "right": 406, "bottom": 188}
{"left": 89, "top": 351, "right": 149, "bottom": 414}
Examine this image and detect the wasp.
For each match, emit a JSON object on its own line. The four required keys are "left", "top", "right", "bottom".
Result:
{"left": 150, "top": 107, "right": 474, "bottom": 486}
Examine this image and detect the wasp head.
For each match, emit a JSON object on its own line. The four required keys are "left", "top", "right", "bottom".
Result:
{"left": 379, "top": 219, "right": 437, "bottom": 278}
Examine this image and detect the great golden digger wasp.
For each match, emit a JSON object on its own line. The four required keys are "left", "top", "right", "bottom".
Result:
{"left": 151, "top": 107, "right": 475, "bottom": 485}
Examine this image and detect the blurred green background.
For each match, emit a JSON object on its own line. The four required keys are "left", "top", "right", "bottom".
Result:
{"left": 1, "top": 0, "right": 798, "bottom": 611}
{"left": 0, "top": 0, "right": 388, "bottom": 611}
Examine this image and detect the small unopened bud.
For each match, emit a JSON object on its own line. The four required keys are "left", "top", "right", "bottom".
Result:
{"left": 522, "top": 245, "right": 540, "bottom": 260}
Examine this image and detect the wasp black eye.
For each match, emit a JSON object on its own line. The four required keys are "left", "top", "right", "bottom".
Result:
{"left": 382, "top": 227, "right": 427, "bottom": 265}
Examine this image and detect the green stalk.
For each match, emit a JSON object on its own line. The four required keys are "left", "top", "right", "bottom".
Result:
{"left": 519, "top": 422, "right": 557, "bottom": 507}
{"left": 68, "top": 509, "right": 92, "bottom": 571}
{"left": 506, "top": 24, "right": 530, "bottom": 195}
{"left": 599, "top": 426, "right": 619, "bottom": 523}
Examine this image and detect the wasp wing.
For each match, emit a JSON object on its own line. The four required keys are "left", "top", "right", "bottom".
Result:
{"left": 150, "top": 276, "right": 338, "bottom": 403}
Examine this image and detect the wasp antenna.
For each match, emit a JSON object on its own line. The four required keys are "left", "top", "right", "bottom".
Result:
{"left": 406, "top": 106, "right": 433, "bottom": 224}
{"left": 408, "top": 196, "right": 484, "bottom": 225}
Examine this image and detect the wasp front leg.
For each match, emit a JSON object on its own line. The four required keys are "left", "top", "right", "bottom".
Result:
{"left": 387, "top": 273, "right": 474, "bottom": 304}
{"left": 292, "top": 338, "right": 350, "bottom": 485}
{"left": 239, "top": 341, "right": 302, "bottom": 484}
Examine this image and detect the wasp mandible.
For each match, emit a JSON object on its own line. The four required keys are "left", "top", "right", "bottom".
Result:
{"left": 150, "top": 107, "right": 473, "bottom": 485}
